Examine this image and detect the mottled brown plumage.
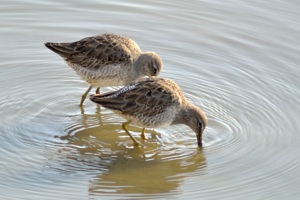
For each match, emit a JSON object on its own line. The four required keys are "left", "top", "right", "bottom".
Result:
{"left": 90, "top": 77, "right": 207, "bottom": 147}
{"left": 45, "top": 33, "right": 163, "bottom": 106}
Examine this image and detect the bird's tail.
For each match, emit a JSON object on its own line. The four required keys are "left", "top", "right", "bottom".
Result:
{"left": 44, "top": 42, "right": 74, "bottom": 58}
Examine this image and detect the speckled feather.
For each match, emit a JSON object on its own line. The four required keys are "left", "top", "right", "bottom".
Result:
{"left": 45, "top": 33, "right": 163, "bottom": 106}
{"left": 90, "top": 77, "right": 207, "bottom": 131}
{"left": 93, "top": 77, "right": 183, "bottom": 123}
{"left": 45, "top": 34, "right": 141, "bottom": 69}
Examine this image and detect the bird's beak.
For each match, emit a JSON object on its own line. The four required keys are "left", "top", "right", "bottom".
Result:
{"left": 197, "top": 123, "right": 206, "bottom": 147}
{"left": 197, "top": 132, "right": 202, "bottom": 147}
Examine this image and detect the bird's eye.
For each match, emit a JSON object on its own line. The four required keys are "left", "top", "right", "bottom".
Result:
{"left": 198, "top": 121, "right": 202, "bottom": 128}
{"left": 153, "top": 67, "right": 157, "bottom": 75}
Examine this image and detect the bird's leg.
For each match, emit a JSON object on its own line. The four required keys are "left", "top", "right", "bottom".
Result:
{"left": 80, "top": 85, "right": 93, "bottom": 107}
{"left": 122, "top": 120, "right": 141, "bottom": 146}
{"left": 141, "top": 128, "right": 146, "bottom": 140}
{"left": 95, "top": 87, "right": 100, "bottom": 94}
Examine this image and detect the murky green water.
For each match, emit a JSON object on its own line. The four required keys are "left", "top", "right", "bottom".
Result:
{"left": 1, "top": 1, "right": 300, "bottom": 199}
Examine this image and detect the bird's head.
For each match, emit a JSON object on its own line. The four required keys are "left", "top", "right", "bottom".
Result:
{"left": 136, "top": 52, "right": 163, "bottom": 77}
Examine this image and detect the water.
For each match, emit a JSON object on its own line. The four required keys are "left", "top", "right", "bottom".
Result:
{"left": 1, "top": 0, "right": 300, "bottom": 199}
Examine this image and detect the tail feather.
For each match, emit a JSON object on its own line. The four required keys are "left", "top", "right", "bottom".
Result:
{"left": 44, "top": 42, "right": 74, "bottom": 58}
{"left": 90, "top": 95, "right": 125, "bottom": 111}
{"left": 96, "top": 101, "right": 124, "bottom": 111}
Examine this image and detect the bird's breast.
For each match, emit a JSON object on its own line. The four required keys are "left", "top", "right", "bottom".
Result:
{"left": 68, "top": 63, "right": 128, "bottom": 87}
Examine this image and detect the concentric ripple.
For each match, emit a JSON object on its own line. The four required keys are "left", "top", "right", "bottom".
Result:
{"left": 1, "top": 0, "right": 300, "bottom": 199}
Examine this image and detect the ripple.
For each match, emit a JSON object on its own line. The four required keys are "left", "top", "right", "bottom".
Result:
{"left": 157, "top": 35, "right": 300, "bottom": 197}
{"left": 38, "top": 108, "right": 208, "bottom": 195}
{"left": 1, "top": 35, "right": 295, "bottom": 198}
{"left": 1, "top": 0, "right": 300, "bottom": 199}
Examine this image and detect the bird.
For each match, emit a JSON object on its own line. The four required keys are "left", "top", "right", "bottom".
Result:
{"left": 44, "top": 33, "right": 163, "bottom": 107}
{"left": 89, "top": 77, "right": 207, "bottom": 147}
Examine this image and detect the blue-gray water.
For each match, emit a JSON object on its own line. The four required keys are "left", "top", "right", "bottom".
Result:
{"left": 1, "top": 1, "right": 300, "bottom": 199}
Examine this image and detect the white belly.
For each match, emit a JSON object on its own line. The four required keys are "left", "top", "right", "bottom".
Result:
{"left": 69, "top": 63, "right": 127, "bottom": 87}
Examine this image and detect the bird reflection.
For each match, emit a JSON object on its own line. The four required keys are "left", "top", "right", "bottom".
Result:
{"left": 59, "top": 105, "right": 102, "bottom": 140}
{"left": 88, "top": 149, "right": 206, "bottom": 195}
{"left": 52, "top": 105, "right": 207, "bottom": 196}
{"left": 53, "top": 127, "right": 206, "bottom": 196}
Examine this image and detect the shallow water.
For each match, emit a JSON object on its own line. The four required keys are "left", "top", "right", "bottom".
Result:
{"left": 1, "top": 0, "right": 300, "bottom": 199}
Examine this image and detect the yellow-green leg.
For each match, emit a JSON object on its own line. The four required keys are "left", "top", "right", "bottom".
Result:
{"left": 95, "top": 87, "right": 100, "bottom": 94}
{"left": 122, "top": 120, "right": 141, "bottom": 146}
{"left": 80, "top": 85, "right": 93, "bottom": 107}
{"left": 141, "top": 128, "right": 146, "bottom": 140}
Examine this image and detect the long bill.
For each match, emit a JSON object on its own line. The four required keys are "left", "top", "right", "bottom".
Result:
{"left": 197, "top": 131, "right": 203, "bottom": 147}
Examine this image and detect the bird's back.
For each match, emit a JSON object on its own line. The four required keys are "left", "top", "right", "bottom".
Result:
{"left": 90, "top": 77, "right": 186, "bottom": 127}
{"left": 45, "top": 33, "right": 142, "bottom": 69}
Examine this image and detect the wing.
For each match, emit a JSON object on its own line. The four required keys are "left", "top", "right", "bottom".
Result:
{"left": 45, "top": 34, "right": 142, "bottom": 69}
{"left": 90, "top": 78, "right": 181, "bottom": 118}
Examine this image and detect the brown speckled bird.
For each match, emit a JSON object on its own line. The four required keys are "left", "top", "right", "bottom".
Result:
{"left": 90, "top": 77, "right": 207, "bottom": 147}
{"left": 45, "top": 33, "right": 163, "bottom": 106}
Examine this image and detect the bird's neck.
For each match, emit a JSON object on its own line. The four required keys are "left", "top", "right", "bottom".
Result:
{"left": 172, "top": 104, "right": 192, "bottom": 126}
{"left": 130, "top": 53, "right": 149, "bottom": 80}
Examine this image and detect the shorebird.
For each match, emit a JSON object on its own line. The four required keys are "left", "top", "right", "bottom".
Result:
{"left": 45, "top": 33, "right": 163, "bottom": 107}
{"left": 89, "top": 77, "right": 207, "bottom": 147}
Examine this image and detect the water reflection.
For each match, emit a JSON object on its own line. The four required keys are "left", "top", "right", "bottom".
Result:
{"left": 52, "top": 110, "right": 206, "bottom": 195}
{"left": 89, "top": 149, "right": 206, "bottom": 195}
{"left": 2, "top": 0, "right": 300, "bottom": 199}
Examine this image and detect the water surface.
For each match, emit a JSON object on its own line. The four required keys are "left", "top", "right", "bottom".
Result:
{"left": 1, "top": 0, "right": 300, "bottom": 199}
